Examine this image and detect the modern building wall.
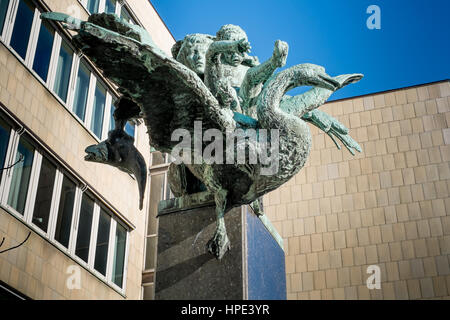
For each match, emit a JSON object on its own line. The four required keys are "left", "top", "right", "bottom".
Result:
{"left": 263, "top": 80, "right": 450, "bottom": 299}
{"left": 0, "top": 0, "right": 174, "bottom": 300}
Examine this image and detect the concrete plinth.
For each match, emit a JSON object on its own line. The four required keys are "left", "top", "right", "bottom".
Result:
{"left": 155, "top": 193, "right": 286, "bottom": 300}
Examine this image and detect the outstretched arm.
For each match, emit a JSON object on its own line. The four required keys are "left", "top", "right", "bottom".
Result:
{"left": 206, "top": 39, "right": 251, "bottom": 60}
{"left": 243, "top": 40, "right": 288, "bottom": 87}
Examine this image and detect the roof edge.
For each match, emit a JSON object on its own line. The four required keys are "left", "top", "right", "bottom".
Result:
{"left": 328, "top": 79, "right": 450, "bottom": 104}
{"left": 148, "top": 0, "right": 176, "bottom": 42}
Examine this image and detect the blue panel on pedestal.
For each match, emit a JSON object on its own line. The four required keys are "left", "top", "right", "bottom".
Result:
{"left": 246, "top": 210, "right": 286, "bottom": 300}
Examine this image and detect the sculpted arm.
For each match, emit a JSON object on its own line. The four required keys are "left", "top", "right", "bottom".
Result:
{"left": 206, "top": 39, "right": 250, "bottom": 60}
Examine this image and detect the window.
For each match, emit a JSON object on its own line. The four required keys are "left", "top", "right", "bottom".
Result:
{"left": 53, "top": 40, "right": 73, "bottom": 102}
{"left": 124, "top": 121, "right": 135, "bottom": 138}
{"left": 112, "top": 223, "right": 126, "bottom": 287}
{"left": 109, "top": 100, "right": 136, "bottom": 139}
{"left": 54, "top": 175, "right": 76, "bottom": 248}
{"left": 104, "top": 0, "right": 116, "bottom": 14}
{"left": 0, "top": 0, "right": 10, "bottom": 36}
{"left": 7, "top": 135, "right": 34, "bottom": 215}
{"left": 1, "top": 1, "right": 123, "bottom": 142}
{"left": 109, "top": 97, "right": 117, "bottom": 131}
{"left": 72, "top": 61, "right": 91, "bottom": 121}
{"left": 90, "top": 81, "right": 106, "bottom": 138}
{"left": 120, "top": 6, "right": 133, "bottom": 24}
{"left": 31, "top": 156, "right": 56, "bottom": 232}
{"left": 86, "top": 0, "right": 100, "bottom": 14}
{"left": 9, "top": 0, "right": 35, "bottom": 59}
{"left": 75, "top": 193, "right": 94, "bottom": 263}
{"left": 0, "top": 117, "right": 11, "bottom": 181}
{"left": 94, "top": 208, "right": 111, "bottom": 276}
{"left": 32, "top": 20, "right": 55, "bottom": 82}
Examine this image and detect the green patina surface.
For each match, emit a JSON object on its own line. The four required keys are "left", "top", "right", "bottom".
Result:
{"left": 41, "top": 12, "right": 363, "bottom": 259}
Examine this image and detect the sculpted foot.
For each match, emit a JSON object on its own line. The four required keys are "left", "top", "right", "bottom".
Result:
{"left": 207, "top": 231, "right": 231, "bottom": 260}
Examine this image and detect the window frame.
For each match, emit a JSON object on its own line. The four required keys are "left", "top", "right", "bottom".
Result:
{"left": 0, "top": 110, "right": 131, "bottom": 295}
{"left": 0, "top": 0, "right": 121, "bottom": 142}
{"left": 79, "top": 0, "right": 121, "bottom": 16}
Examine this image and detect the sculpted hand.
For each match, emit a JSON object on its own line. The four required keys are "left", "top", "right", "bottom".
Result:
{"left": 272, "top": 40, "right": 289, "bottom": 68}
{"left": 237, "top": 39, "right": 251, "bottom": 53}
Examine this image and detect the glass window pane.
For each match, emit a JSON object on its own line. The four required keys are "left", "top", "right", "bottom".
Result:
{"left": 54, "top": 175, "right": 76, "bottom": 248}
{"left": 109, "top": 98, "right": 116, "bottom": 131}
{"left": 53, "top": 40, "right": 73, "bottom": 102}
{"left": 86, "top": 0, "right": 100, "bottom": 14}
{"left": 73, "top": 61, "right": 90, "bottom": 121}
{"left": 124, "top": 121, "right": 135, "bottom": 138}
{"left": 0, "top": 116, "right": 11, "bottom": 182}
{"left": 32, "top": 20, "right": 54, "bottom": 82}
{"left": 94, "top": 208, "right": 111, "bottom": 276}
{"left": 32, "top": 156, "right": 56, "bottom": 232}
{"left": 75, "top": 193, "right": 94, "bottom": 263}
{"left": 10, "top": 0, "right": 35, "bottom": 59}
{"left": 120, "top": 7, "right": 132, "bottom": 24}
{"left": 90, "top": 82, "right": 106, "bottom": 138}
{"left": 144, "top": 236, "right": 156, "bottom": 270}
{"left": 0, "top": 0, "right": 10, "bottom": 35}
{"left": 112, "top": 223, "right": 126, "bottom": 287}
{"left": 105, "top": 0, "right": 116, "bottom": 14}
{"left": 7, "top": 135, "right": 34, "bottom": 215}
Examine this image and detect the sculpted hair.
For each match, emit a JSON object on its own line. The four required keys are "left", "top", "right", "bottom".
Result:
{"left": 173, "top": 33, "right": 215, "bottom": 67}
{"left": 216, "top": 24, "right": 247, "bottom": 41}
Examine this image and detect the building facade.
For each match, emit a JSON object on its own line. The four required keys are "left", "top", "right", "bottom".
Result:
{"left": 262, "top": 80, "right": 450, "bottom": 299}
{"left": 0, "top": 0, "right": 174, "bottom": 299}
{"left": 1, "top": 0, "right": 448, "bottom": 302}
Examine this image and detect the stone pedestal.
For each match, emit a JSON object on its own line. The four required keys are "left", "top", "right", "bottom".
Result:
{"left": 155, "top": 192, "right": 286, "bottom": 300}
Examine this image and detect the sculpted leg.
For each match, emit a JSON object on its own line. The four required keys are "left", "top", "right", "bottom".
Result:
{"left": 207, "top": 188, "right": 231, "bottom": 259}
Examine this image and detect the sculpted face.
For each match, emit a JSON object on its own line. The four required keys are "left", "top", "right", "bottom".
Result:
{"left": 176, "top": 34, "right": 213, "bottom": 75}
{"left": 216, "top": 25, "right": 248, "bottom": 67}
{"left": 185, "top": 43, "right": 209, "bottom": 74}
{"left": 222, "top": 51, "right": 245, "bottom": 67}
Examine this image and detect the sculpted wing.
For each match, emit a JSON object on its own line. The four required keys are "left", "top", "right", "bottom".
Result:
{"left": 42, "top": 12, "right": 235, "bottom": 153}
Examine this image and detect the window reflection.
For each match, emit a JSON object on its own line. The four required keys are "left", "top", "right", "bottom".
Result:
{"left": 32, "top": 20, "right": 54, "bottom": 82}
{"left": 90, "top": 82, "right": 106, "bottom": 138}
{"left": 7, "top": 135, "right": 34, "bottom": 215}
{"left": 73, "top": 61, "right": 90, "bottom": 121}
{"left": 10, "top": 0, "right": 35, "bottom": 59}
{"left": 54, "top": 175, "right": 76, "bottom": 248}
{"left": 105, "top": 0, "right": 116, "bottom": 14}
{"left": 32, "top": 156, "right": 56, "bottom": 232}
{"left": 86, "top": 0, "right": 100, "bottom": 14}
{"left": 120, "top": 7, "right": 133, "bottom": 24}
{"left": 0, "top": 116, "right": 11, "bottom": 181}
{"left": 0, "top": 0, "right": 10, "bottom": 36}
{"left": 75, "top": 193, "right": 94, "bottom": 263}
{"left": 112, "top": 223, "right": 126, "bottom": 287}
{"left": 94, "top": 208, "right": 111, "bottom": 276}
{"left": 53, "top": 41, "right": 73, "bottom": 102}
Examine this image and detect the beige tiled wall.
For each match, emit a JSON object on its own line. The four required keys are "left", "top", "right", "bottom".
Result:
{"left": 0, "top": 0, "right": 173, "bottom": 299}
{"left": 0, "top": 40, "right": 145, "bottom": 300}
{"left": 263, "top": 81, "right": 450, "bottom": 300}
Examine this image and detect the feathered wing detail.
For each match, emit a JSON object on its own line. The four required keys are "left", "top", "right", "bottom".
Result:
{"left": 43, "top": 13, "right": 235, "bottom": 152}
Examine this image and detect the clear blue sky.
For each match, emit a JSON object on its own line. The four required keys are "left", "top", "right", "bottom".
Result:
{"left": 151, "top": 0, "right": 450, "bottom": 100}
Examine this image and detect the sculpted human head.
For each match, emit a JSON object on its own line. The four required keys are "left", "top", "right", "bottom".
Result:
{"left": 173, "top": 33, "right": 214, "bottom": 75}
{"left": 216, "top": 24, "right": 248, "bottom": 67}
